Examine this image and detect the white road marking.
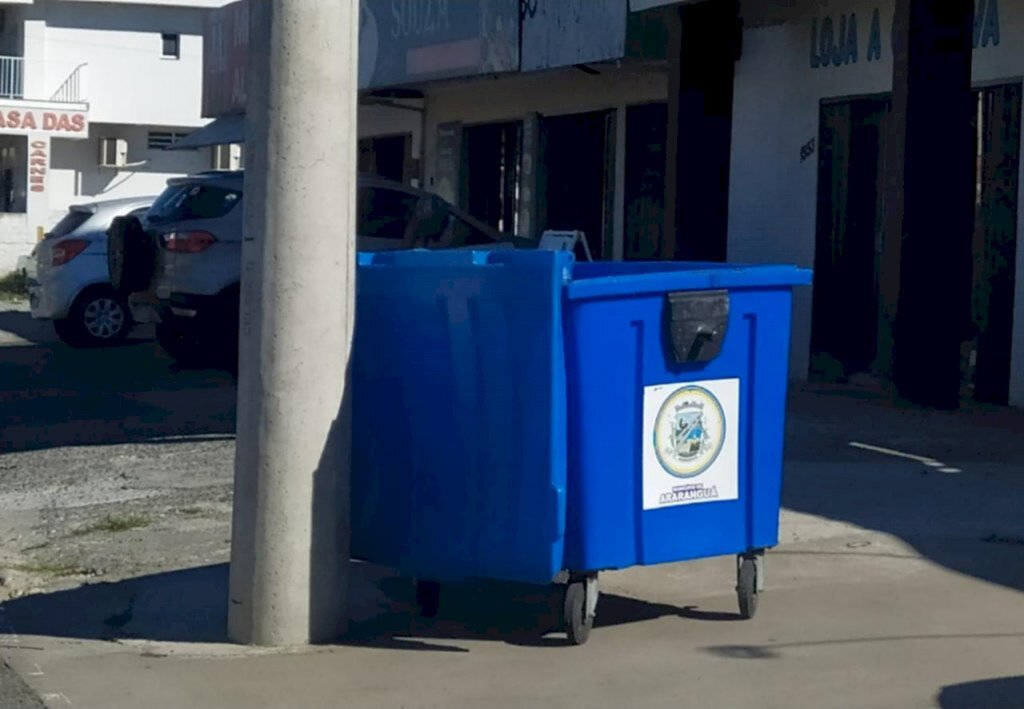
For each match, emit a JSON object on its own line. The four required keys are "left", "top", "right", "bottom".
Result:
{"left": 849, "top": 441, "right": 961, "bottom": 474}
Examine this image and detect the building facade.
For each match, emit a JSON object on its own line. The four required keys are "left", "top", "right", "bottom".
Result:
{"left": 732, "top": 0, "right": 1022, "bottom": 405}
{"left": 198, "top": 0, "right": 1024, "bottom": 408}
{"left": 0, "top": 0, "right": 230, "bottom": 273}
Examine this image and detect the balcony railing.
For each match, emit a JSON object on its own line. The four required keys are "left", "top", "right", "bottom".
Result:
{"left": 0, "top": 56, "right": 23, "bottom": 99}
{"left": 50, "top": 63, "right": 86, "bottom": 103}
{"left": 0, "top": 56, "right": 85, "bottom": 103}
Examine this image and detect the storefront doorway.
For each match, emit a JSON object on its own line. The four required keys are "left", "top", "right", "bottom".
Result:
{"left": 624, "top": 102, "right": 667, "bottom": 261}
{"left": 541, "top": 110, "right": 615, "bottom": 260}
{"left": 812, "top": 84, "right": 1021, "bottom": 403}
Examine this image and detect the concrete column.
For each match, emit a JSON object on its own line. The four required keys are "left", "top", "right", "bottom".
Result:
{"left": 886, "top": 0, "right": 975, "bottom": 408}
{"left": 662, "top": 0, "right": 739, "bottom": 262}
{"left": 228, "top": 0, "right": 357, "bottom": 646}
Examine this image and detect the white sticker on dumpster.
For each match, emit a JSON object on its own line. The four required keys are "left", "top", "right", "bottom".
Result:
{"left": 643, "top": 378, "right": 740, "bottom": 510}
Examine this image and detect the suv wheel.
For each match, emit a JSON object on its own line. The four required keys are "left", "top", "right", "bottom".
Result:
{"left": 54, "top": 288, "right": 131, "bottom": 348}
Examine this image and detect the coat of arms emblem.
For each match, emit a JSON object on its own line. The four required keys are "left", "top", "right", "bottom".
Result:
{"left": 653, "top": 386, "right": 726, "bottom": 478}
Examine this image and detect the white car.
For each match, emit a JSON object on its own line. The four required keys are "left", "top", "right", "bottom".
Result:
{"left": 29, "top": 196, "right": 155, "bottom": 347}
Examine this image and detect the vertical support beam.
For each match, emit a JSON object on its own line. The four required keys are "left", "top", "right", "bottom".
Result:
{"left": 518, "top": 113, "right": 541, "bottom": 239}
{"left": 612, "top": 104, "right": 627, "bottom": 261}
{"left": 662, "top": 0, "right": 739, "bottom": 262}
{"left": 887, "top": 0, "right": 975, "bottom": 408}
{"left": 229, "top": 0, "right": 356, "bottom": 646}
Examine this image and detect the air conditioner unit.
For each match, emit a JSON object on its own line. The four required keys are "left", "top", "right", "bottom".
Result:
{"left": 98, "top": 138, "right": 128, "bottom": 168}
{"left": 211, "top": 143, "right": 243, "bottom": 171}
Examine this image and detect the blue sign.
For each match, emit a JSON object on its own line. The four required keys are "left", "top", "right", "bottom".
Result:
{"left": 361, "top": 0, "right": 520, "bottom": 88}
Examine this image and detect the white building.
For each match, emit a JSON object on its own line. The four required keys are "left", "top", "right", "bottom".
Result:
{"left": 0, "top": 0, "right": 229, "bottom": 273}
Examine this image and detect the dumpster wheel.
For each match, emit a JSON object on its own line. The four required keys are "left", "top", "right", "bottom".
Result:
{"left": 563, "top": 574, "right": 599, "bottom": 646}
{"left": 736, "top": 554, "right": 761, "bottom": 619}
{"left": 415, "top": 580, "right": 441, "bottom": 619}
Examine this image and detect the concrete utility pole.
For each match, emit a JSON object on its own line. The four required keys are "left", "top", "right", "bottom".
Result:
{"left": 228, "top": 0, "right": 357, "bottom": 646}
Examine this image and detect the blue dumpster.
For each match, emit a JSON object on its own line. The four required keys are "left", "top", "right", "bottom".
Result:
{"left": 352, "top": 250, "right": 811, "bottom": 644}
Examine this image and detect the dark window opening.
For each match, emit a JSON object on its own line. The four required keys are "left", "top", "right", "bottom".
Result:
{"left": 461, "top": 121, "right": 521, "bottom": 235}
{"left": 161, "top": 33, "right": 180, "bottom": 59}
{"left": 358, "top": 134, "right": 413, "bottom": 184}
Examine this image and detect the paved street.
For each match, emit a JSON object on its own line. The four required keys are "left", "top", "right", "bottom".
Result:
{"left": 1, "top": 301, "right": 1024, "bottom": 707}
{"left": 0, "top": 660, "right": 43, "bottom": 708}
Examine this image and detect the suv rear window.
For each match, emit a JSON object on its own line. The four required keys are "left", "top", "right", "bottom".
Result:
{"left": 148, "top": 183, "right": 241, "bottom": 224}
{"left": 358, "top": 186, "right": 419, "bottom": 239}
{"left": 47, "top": 209, "right": 91, "bottom": 239}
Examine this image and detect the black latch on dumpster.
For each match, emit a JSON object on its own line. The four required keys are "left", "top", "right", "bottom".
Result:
{"left": 664, "top": 290, "right": 730, "bottom": 364}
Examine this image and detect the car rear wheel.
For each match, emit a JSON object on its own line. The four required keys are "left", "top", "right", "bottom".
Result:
{"left": 54, "top": 287, "right": 131, "bottom": 348}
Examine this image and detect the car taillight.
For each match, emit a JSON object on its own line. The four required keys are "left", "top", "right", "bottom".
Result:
{"left": 162, "top": 231, "right": 217, "bottom": 253}
{"left": 51, "top": 239, "right": 89, "bottom": 266}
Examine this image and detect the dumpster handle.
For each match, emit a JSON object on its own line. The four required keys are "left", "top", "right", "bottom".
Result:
{"left": 664, "top": 290, "right": 730, "bottom": 365}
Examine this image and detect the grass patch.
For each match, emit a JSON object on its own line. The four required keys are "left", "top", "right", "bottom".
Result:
{"left": 70, "top": 514, "right": 151, "bottom": 537}
{"left": 0, "top": 269, "right": 28, "bottom": 301}
{"left": 13, "top": 561, "right": 86, "bottom": 577}
{"left": 179, "top": 507, "right": 205, "bottom": 517}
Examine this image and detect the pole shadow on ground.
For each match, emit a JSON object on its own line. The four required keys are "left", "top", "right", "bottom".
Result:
{"left": 0, "top": 561, "right": 727, "bottom": 651}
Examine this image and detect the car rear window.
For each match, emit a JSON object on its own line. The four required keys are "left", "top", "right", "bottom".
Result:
{"left": 148, "top": 183, "right": 241, "bottom": 224}
{"left": 448, "top": 215, "right": 499, "bottom": 246}
{"left": 358, "top": 186, "right": 419, "bottom": 239}
{"left": 47, "top": 209, "right": 91, "bottom": 239}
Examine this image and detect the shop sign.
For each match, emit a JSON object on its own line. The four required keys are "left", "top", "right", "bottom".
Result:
{"left": 810, "top": 0, "right": 1001, "bottom": 69}
{"left": 202, "top": 0, "right": 520, "bottom": 118}
{"left": 29, "top": 140, "right": 47, "bottom": 193}
{"left": 0, "top": 107, "right": 88, "bottom": 137}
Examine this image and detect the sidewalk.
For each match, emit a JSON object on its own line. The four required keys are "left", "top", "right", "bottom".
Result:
{"left": 1, "top": 383, "right": 1023, "bottom": 708}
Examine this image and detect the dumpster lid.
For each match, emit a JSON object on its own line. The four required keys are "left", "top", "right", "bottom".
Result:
{"left": 566, "top": 262, "right": 812, "bottom": 301}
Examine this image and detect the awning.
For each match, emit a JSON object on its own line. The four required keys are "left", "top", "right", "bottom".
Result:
{"left": 168, "top": 113, "right": 245, "bottom": 150}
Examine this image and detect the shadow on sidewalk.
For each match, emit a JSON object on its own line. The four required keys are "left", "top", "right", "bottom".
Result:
{"left": 782, "top": 383, "right": 1024, "bottom": 594}
{"left": 0, "top": 309, "right": 52, "bottom": 344}
{"left": 0, "top": 338, "right": 235, "bottom": 455}
{"left": 0, "top": 562, "right": 720, "bottom": 651}
{"left": 937, "top": 676, "right": 1024, "bottom": 708}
